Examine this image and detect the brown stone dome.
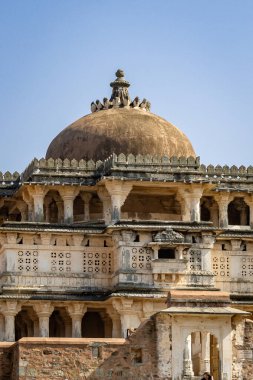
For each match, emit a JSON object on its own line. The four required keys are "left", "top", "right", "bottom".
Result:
{"left": 46, "top": 107, "right": 196, "bottom": 161}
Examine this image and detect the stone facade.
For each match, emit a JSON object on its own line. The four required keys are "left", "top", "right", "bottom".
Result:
{"left": 1, "top": 71, "right": 253, "bottom": 379}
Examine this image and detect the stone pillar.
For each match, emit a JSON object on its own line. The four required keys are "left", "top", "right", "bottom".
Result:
{"left": 179, "top": 187, "right": 203, "bottom": 222}
{"left": 210, "top": 204, "right": 219, "bottom": 227}
{"left": 112, "top": 299, "right": 141, "bottom": 338}
{"left": 216, "top": 194, "right": 230, "bottom": 228}
{"left": 32, "top": 186, "right": 45, "bottom": 222}
{"left": 34, "top": 303, "right": 53, "bottom": 337}
{"left": 2, "top": 301, "right": 21, "bottom": 342}
{"left": 97, "top": 187, "right": 112, "bottom": 224}
{"left": 81, "top": 193, "right": 92, "bottom": 221}
{"left": 44, "top": 198, "right": 51, "bottom": 223}
{"left": 59, "top": 188, "right": 79, "bottom": 223}
{"left": 183, "top": 334, "right": 194, "bottom": 377}
{"left": 248, "top": 201, "right": 253, "bottom": 228}
{"left": 5, "top": 314, "right": 15, "bottom": 342}
{"left": 201, "top": 234, "right": 215, "bottom": 272}
{"left": 56, "top": 200, "right": 64, "bottom": 223}
{"left": 17, "top": 201, "right": 28, "bottom": 221}
{"left": 105, "top": 181, "right": 133, "bottom": 222}
{"left": 240, "top": 206, "right": 247, "bottom": 226}
{"left": 111, "top": 316, "right": 121, "bottom": 338}
{"left": 200, "top": 332, "right": 210, "bottom": 374}
{"left": 67, "top": 304, "right": 87, "bottom": 338}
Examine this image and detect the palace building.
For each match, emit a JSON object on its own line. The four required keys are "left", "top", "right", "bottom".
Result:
{"left": 0, "top": 70, "right": 252, "bottom": 379}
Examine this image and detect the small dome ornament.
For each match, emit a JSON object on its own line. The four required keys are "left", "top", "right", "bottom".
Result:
{"left": 90, "top": 69, "right": 151, "bottom": 113}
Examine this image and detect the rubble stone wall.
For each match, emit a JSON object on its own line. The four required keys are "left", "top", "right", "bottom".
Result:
{"left": 0, "top": 343, "right": 13, "bottom": 379}
{"left": 10, "top": 319, "right": 157, "bottom": 380}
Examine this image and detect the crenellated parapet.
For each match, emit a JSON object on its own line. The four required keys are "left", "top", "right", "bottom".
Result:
{"left": 0, "top": 171, "right": 20, "bottom": 184}
{"left": 1, "top": 154, "right": 253, "bottom": 191}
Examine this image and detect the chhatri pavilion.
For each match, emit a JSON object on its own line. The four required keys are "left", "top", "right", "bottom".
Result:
{"left": 0, "top": 70, "right": 252, "bottom": 379}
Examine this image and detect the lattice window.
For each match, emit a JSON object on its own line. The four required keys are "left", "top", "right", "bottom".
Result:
{"left": 51, "top": 252, "right": 71, "bottom": 272}
{"left": 130, "top": 247, "right": 153, "bottom": 270}
{"left": 83, "top": 251, "right": 112, "bottom": 274}
{"left": 240, "top": 257, "right": 253, "bottom": 277}
{"left": 17, "top": 250, "right": 38, "bottom": 272}
{"left": 212, "top": 255, "right": 230, "bottom": 277}
{"left": 184, "top": 249, "right": 202, "bottom": 271}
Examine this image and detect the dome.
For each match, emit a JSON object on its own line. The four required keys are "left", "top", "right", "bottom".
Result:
{"left": 46, "top": 70, "right": 196, "bottom": 161}
{"left": 46, "top": 108, "right": 196, "bottom": 161}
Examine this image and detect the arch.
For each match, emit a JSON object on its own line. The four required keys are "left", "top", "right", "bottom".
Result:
{"left": 44, "top": 190, "right": 63, "bottom": 223}
{"left": 81, "top": 310, "right": 112, "bottom": 338}
{"left": 121, "top": 189, "right": 181, "bottom": 221}
{"left": 183, "top": 330, "right": 220, "bottom": 380}
{"left": 73, "top": 195, "right": 84, "bottom": 222}
{"left": 89, "top": 194, "right": 103, "bottom": 220}
{"left": 228, "top": 197, "right": 249, "bottom": 226}
{"left": 200, "top": 196, "right": 219, "bottom": 226}
{"left": 49, "top": 307, "right": 72, "bottom": 337}
{"left": 15, "top": 307, "right": 38, "bottom": 340}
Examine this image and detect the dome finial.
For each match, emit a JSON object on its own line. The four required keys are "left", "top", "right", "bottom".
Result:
{"left": 90, "top": 70, "right": 151, "bottom": 113}
{"left": 110, "top": 69, "right": 130, "bottom": 102}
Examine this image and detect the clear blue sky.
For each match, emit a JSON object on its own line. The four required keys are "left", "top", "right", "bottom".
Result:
{"left": 0, "top": 0, "right": 253, "bottom": 172}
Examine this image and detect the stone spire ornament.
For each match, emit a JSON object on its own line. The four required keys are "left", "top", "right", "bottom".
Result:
{"left": 90, "top": 69, "right": 151, "bottom": 113}
{"left": 110, "top": 69, "right": 130, "bottom": 102}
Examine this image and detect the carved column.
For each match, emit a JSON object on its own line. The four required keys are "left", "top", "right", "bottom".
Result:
{"left": 215, "top": 193, "right": 230, "bottom": 228}
{"left": 112, "top": 299, "right": 140, "bottom": 338}
{"left": 56, "top": 200, "right": 64, "bottom": 223}
{"left": 44, "top": 198, "right": 51, "bottom": 223}
{"left": 241, "top": 207, "right": 247, "bottom": 225}
{"left": 16, "top": 201, "right": 28, "bottom": 221}
{"left": 201, "top": 234, "right": 215, "bottom": 272}
{"left": 183, "top": 334, "right": 194, "bottom": 377}
{"left": 2, "top": 301, "right": 21, "bottom": 341}
{"left": 33, "top": 186, "right": 46, "bottom": 222}
{"left": 179, "top": 187, "right": 203, "bottom": 222}
{"left": 245, "top": 197, "right": 253, "bottom": 228}
{"left": 34, "top": 303, "right": 54, "bottom": 337}
{"left": 210, "top": 204, "right": 219, "bottom": 227}
{"left": 59, "top": 188, "right": 79, "bottom": 223}
{"left": 200, "top": 332, "right": 210, "bottom": 374}
{"left": 67, "top": 304, "right": 87, "bottom": 338}
{"left": 97, "top": 187, "right": 112, "bottom": 224}
{"left": 81, "top": 193, "right": 92, "bottom": 221}
{"left": 22, "top": 190, "right": 34, "bottom": 221}
{"left": 105, "top": 181, "right": 132, "bottom": 222}
{"left": 27, "top": 185, "right": 46, "bottom": 222}
{"left": 111, "top": 316, "right": 121, "bottom": 338}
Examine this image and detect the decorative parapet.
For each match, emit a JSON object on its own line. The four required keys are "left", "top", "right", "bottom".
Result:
{"left": 20, "top": 157, "right": 105, "bottom": 182}
{"left": 199, "top": 164, "right": 253, "bottom": 177}
{"left": 0, "top": 171, "right": 20, "bottom": 184}
{"left": 1, "top": 154, "right": 253, "bottom": 188}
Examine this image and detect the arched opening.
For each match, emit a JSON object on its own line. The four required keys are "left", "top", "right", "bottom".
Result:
{"left": 9, "top": 207, "right": 22, "bottom": 222}
{"left": 228, "top": 197, "right": 249, "bottom": 226}
{"left": 200, "top": 197, "right": 219, "bottom": 226}
{"left": 15, "top": 307, "right": 38, "bottom": 340}
{"left": 122, "top": 188, "right": 181, "bottom": 221}
{"left": 73, "top": 195, "right": 84, "bottom": 222}
{"left": 184, "top": 331, "right": 220, "bottom": 380}
{"left": 89, "top": 195, "right": 103, "bottom": 221}
{"left": 0, "top": 205, "right": 9, "bottom": 224}
{"left": 81, "top": 310, "right": 112, "bottom": 338}
{"left": 49, "top": 308, "right": 71, "bottom": 337}
{"left": 44, "top": 190, "right": 63, "bottom": 223}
